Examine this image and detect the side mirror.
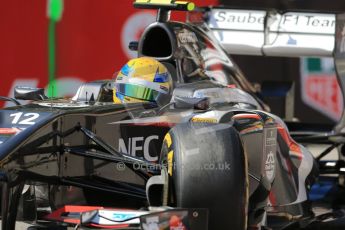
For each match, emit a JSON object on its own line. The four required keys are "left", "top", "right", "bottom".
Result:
{"left": 14, "top": 86, "right": 47, "bottom": 101}
{"left": 128, "top": 41, "right": 139, "bottom": 51}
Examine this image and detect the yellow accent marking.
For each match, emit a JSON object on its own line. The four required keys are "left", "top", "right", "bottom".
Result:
{"left": 168, "top": 150, "right": 174, "bottom": 176}
{"left": 191, "top": 117, "right": 217, "bottom": 123}
{"left": 175, "top": 1, "right": 195, "bottom": 10}
{"left": 187, "top": 2, "right": 195, "bottom": 11}
{"left": 165, "top": 133, "right": 172, "bottom": 148}
{"left": 113, "top": 88, "right": 122, "bottom": 104}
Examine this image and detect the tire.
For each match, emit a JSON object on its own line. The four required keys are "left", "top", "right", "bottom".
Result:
{"left": 161, "top": 122, "right": 248, "bottom": 230}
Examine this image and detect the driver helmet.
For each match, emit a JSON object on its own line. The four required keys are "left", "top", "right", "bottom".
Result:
{"left": 113, "top": 57, "right": 173, "bottom": 106}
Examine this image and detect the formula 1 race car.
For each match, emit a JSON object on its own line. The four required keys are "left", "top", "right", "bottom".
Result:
{"left": 1, "top": 1, "right": 345, "bottom": 229}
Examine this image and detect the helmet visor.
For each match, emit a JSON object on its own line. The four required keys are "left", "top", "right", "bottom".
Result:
{"left": 116, "top": 83, "right": 160, "bottom": 102}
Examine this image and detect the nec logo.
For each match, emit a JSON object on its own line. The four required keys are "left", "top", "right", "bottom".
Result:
{"left": 118, "top": 135, "right": 159, "bottom": 162}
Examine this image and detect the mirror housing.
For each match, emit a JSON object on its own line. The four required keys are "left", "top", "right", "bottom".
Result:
{"left": 14, "top": 86, "right": 47, "bottom": 101}
{"left": 173, "top": 96, "right": 210, "bottom": 110}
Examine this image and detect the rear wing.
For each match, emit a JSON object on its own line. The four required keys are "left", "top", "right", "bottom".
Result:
{"left": 206, "top": 8, "right": 336, "bottom": 57}
{"left": 205, "top": 8, "right": 345, "bottom": 131}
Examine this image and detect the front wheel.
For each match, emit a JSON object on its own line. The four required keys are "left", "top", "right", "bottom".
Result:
{"left": 161, "top": 122, "right": 248, "bottom": 230}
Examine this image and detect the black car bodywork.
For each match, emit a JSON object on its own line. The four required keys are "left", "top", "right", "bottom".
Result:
{"left": 1, "top": 1, "right": 345, "bottom": 229}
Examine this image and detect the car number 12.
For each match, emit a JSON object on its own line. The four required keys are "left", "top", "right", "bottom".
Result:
{"left": 10, "top": 112, "right": 40, "bottom": 125}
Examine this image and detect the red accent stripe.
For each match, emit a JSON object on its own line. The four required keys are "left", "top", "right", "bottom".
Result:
{"left": 0, "top": 128, "right": 20, "bottom": 135}
{"left": 227, "top": 84, "right": 236, "bottom": 88}
{"left": 277, "top": 125, "right": 302, "bottom": 160}
{"left": 232, "top": 114, "right": 261, "bottom": 120}
{"left": 269, "top": 191, "right": 277, "bottom": 206}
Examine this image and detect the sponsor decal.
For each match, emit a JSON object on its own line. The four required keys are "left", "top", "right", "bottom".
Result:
{"left": 95, "top": 209, "right": 147, "bottom": 225}
{"left": 191, "top": 117, "right": 217, "bottom": 123}
{"left": 111, "top": 213, "right": 136, "bottom": 222}
{"left": 263, "top": 127, "right": 277, "bottom": 183}
{"left": 301, "top": 57, "right": 342, "bottom": 120}
{"left": 212, "top": 10, "right": 265, "bottom": 29}
{"left": 265, "top": 151, "right": 275, "bottom": 181}
{"left": 210, "top": 10, "right": 335, "bottom": 34}
{"left": 277, "top": 13, "right": 335, "bottom": 32}
{"left": 118, "top": 135, "right": 159, "bottom": 162}
{"left": 177, "top": 29, "right": 198, "bottom": 44}
{"left": 141, "top": 210, "right": 190, "bottom": 230}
